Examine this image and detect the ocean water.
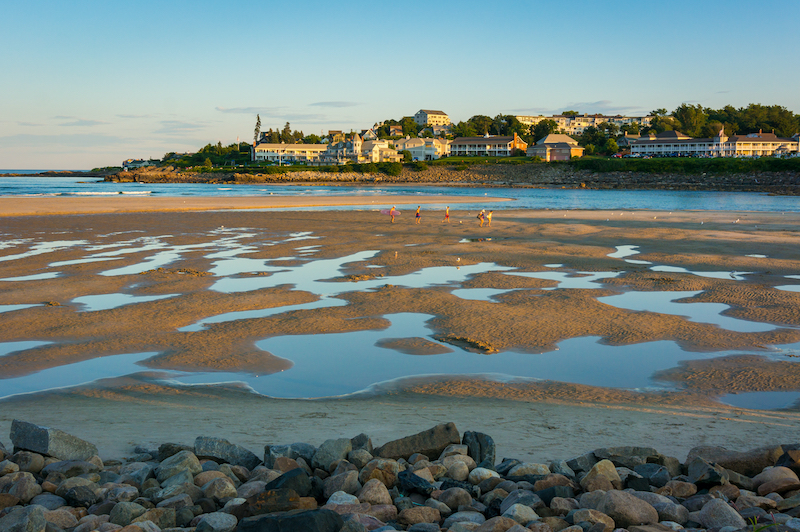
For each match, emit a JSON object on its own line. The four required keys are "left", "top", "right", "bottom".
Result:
{"left": 1, "top": 175, "right": 799, "bottom": 212}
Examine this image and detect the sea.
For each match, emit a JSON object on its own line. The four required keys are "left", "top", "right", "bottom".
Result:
{"left": 1, "top": 173, "right": 799, "bottom": 213}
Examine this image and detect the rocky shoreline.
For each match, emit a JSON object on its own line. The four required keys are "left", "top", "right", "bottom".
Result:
{"left": 103, "top": 166, "right": 800, "bottom": 195}
{"left": 1, "top": 420, "right": 799, "bottom": 532}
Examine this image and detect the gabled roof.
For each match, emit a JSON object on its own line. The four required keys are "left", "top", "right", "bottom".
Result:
{"left": 418, "top": 109, "right": 447, "bottom": 115}
{"left": 536, "top": 134, "right": 579, "bottom": 146}
{"left": 451, "top": 136, "right": 516, "bottom": 145}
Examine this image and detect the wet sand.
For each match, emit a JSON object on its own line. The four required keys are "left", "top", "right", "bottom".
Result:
{"left": 1, "top": 197, "right": 799, "bottom": 460}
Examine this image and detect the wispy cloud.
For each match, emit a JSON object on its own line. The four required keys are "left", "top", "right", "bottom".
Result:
{"left": 57, "top": 117, "right": 109, "bottom": 127}
{"left": 215, "top": 106, "right": 329, "bottom": 122}
{"left": 0, "top": 133, "right": 129, "bottom": 148}
{"left": 309, "top": 101, "right": 359, "bottom": 108}
{"left": 116, "top": 114, "right": 153, "bottom": 119}
{"left": 17, "top": 121, "right": 42, "bottom": 127}
{"left": 215, "top": 106, "right": 284, "bottom": 115}
{"left": 153, "top": 120, "right": 208, "bottom": 136}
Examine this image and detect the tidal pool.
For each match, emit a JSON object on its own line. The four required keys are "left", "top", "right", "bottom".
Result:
{"left": 718, "top": 391, "right": 800, "bottom": 410}
{"left": 506, "top": 270, "right": 621, "bottom": 290}
{"left": 71, "top": 293, "right": 180, "bottom": 312}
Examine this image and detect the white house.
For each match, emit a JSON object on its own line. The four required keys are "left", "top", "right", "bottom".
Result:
{"left": 630, "top": 129, "right": 799, "bottom": 157}
{"left": 413, "top": 109, "right": 451, "bottom": 127}
{"left": 393, "top": 137, "right": 450, "bottom": 160}
{"left": 252, "top": 143, "right": 328, "bottom": 164}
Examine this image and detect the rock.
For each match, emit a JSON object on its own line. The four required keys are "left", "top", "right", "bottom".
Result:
{"left": 475, "top": 515, "right": 520, "bottom": 531}
{"left": 687, "top": 445, "right": 784, "bottom": 477}
{"left": 347, "top": 449, "right": 373, "bottom": 469}
{"left": 0, "top": 459, "right": 19, "bottom": 476}
{"left": 759, "top": 477, "right": 800, "bottom": 496}
{"left": 107, "top": 484, "right": 140, "bottom": 503}
{"left": 660, "top": 480, "right": 697, "bottom": 498}
{"left": 156, "top": 492, "right": 194, "bottom": 510}
{"left": 566, "top": 452, "right": 597, "bottom": 474}
{"left": 366, "top": 503, "right": 398, "bottom": 523}
{"left": 550, "top": 497, "right": 579, "bottom": 515}
{"left": 754, "top": 467, "right": 799, "bottom": 490}
{"left": 195, "top": 470, "right": 232, "bottom": 487}
{"left": 697, "top": 498, "right": 746, "bottom": 529}
{"left": 357, "top": 478, "right": 392, "bottom": 505}
{"left": 440, "top": 487, "right": 473, "bottom": 511}
{"left": 119, "top": 462, "right": 155, "bottom": 486}
{"left": 777, "top": 449, "right": 800, "bottom": 475}
{"left": 29, "top": 493, "right": 66, "bottom": 510}
{"left": 202, "top": 477, "right": 238, "bottom": 500}
{"left": 375, "top": 423, "right": 460, "bottom": 460}
{"left": 312, "top": 438, "right": 353, "bottom": 472}
{"left": 326, "top": 491, "right": 360, "bottom": 506}
{"left": 444, "top": 511, "right": 487, "bottom": 528}
{"left": 246, "top": 488, "right": 304, "bottom": 515}
{"left": 500, "top": 490, "right": 544, "bottom": 514}
{"left": 407, "top": 523, "right": 439, "bottom": 532}
{"left": 196, "top": 511, "right": 237, "bottom": 532}
{"left": 503, "top": 503, "right": 540, "bottom": 525}
{"left": 4, "top": 472, "right": 42, "bottom": 503}
{"left": 686, "top": 456, "right": 729, "bottom": 487}
{"left": 572, "top": 508, "right": 614, "bottom": 532}
{"left": 65, "top": 484, "right": 100, "bottom": 507}
{"left": 42, "top": 508, "right": 78, "bottom": 529}
{"left": 132, "top": 507, "right": 176, "bottom": 529}
{"left": 469, "top": 467, "right": 500, "bottom": 485}
{"left": 10, "top": 420, "right": 98, "bottom": 461}
{"left": 399, "top": 506, "right": 441, "bottom": 525}
{"left": 394, "top": 469, "right": 432, "bottom": 496}
{"left": 358, "top": 458, "right": 400, "bottom": 487}
{"left": 156, "top": 450, "right": 203, "bottom": 483}
{"left": 534, "top": 474, "right": 575, "bottom": 492}
{"left": 41, "top": 460, "right": 101, "bottom": 478}
{"left": 633, "top": 464, "right": 671, "bottom": 488}
{"left": 463, "top": 431, "right": 496, "bottom": 468}
{"left": 593, "top": 447, "right": 660, "bottom": 469}
{"left": 238, "top": 508, "right": 343, "bottom": 532}
{"left": 652, "top": 502, "right": 690, "bottom": 525}
{"left": 0, "top": 505, "right": 46, "bottom": 532}
{"left": 581, "top": 460, "right": 622, "bottom": 491}
{"left": 509, "top": 463, "right": 550, "bottom": 476}
{"left": 263, "top": 442, "right": 317, "bottom": 469}
{"left": 264, "top": 468, "right": 312, "bottom": 497}
{"left": 194, "top": 436, "right": 260, "bottom": 470}
{"left": 110, "top": 502, "right": 148, "bottom": 526}
{"left": 736, "top": 493, "right": 778, "bottom": 510}
{"left": 11, "top": 452, "right": 45, "bottom": 474}
{"left": 536, "top": 485, "right": 574, "bottom": 506}
{"left": 597, "top": 490, "right": 659, "bottom": 528}
{"left": 448, "top": 461, "right": 471, "bottom": 481}
{"left": 323, "top": 470, "right": 361, "bottom": 499}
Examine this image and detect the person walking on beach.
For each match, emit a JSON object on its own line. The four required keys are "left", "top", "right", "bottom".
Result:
{"left": 415, "top": 206, "right": 421, "bottom": 224}
{"left": 390, "top": 205, "right": 397, "bottom": 223}
{"left": 477, "top": 209, "right": 485, "bottom": 227}
{"left": 486, "top": 210, "right": 493, "bottom": 227}
{"left": 443, "top": 206, "right": 450, "bottom": 223}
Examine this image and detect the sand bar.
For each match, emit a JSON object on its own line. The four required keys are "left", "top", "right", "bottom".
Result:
{"left": 0, "top": 194, "right": 507, "bottom": 217}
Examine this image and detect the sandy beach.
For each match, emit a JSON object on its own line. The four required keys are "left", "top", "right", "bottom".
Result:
{"left": 1, "top": 195, "right": 799, "bottom": 463}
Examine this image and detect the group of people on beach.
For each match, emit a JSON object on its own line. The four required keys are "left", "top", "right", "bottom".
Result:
{"left": 387, "top": 205, "right": 492, "bottom": 226}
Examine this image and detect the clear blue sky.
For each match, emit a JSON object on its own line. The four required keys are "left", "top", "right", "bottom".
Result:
{"left": 2, "top": 0, "right": 798, "bottom": 169}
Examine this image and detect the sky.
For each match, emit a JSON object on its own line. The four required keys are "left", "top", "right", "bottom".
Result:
{"left": 2, "top": 0, "right": 799, "bottom": 170}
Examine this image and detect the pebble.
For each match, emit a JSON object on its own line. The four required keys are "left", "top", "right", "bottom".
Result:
{"left": 1, "top": 419, "right": 799, "bottom": 532}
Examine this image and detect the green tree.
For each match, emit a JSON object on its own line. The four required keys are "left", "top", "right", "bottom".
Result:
{"left": 303, "top": 134, "right": 322, "bottom": 144}
{"left": 673, "top": 103, "right": 708, "bottom": 136}
{"left": 451, "top": 121, "right": 476, "bottom": 138}
{"left": 467, "top": 115, "right": 493, "bottom": 135}
{"left": 400, "top": 117, "right": 419, "bottom": 137}
{"left": 401, "top": 150, "right": 412, "bottom": 162}
{"left": 604, "top": 138, "right": 619, "bottom": 155}
{"left": 254, "top": 114, "right": 261, "bottom": 144}
{"left": 532, "top": 119, "right": 559, "bottom": 142}
{"left": 203, "top": 157, "right": 213, "bottom": 168}
{"left": 562, "top": 110, "right": 579, "bottom": 117}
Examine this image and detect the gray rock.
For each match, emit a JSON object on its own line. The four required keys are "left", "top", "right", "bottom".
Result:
{"left": 440, "top": 487, "right": 473, "bottom": 511}
{"left": 11, "top": 451, "right": 45, "bottom": 474}
{"left": 194, "top": 436, "right": 260, "bottom": 470}
{"left": 313, "top": 438, "right": 353, "bottom": 471}
{"left": 357, "top": 478, "right": 392, "bottom": 506}
{"left": 264, "top": 442, "right": 316, "bottom": 469}
{"left": 550, "top": 460, "right": 576, "bottom": 478}
{"left": 119, "top": 462, "right": 155, "bottom": 486}
{"left": 634, "top": 464, "right": 671, "bottom": 487}
{"left": 156, "top": 450, "right": 202, "bottom": 482}
{"left": 503, "top": 503, "right": 540, "bottom": 525}
{"left": 323, "top": 470, "right": 361, "bottom": 499}
{"left": 593, "top": 446, "right": 660, "bottom": 469}
{"left": 597, "top": 490, "right": 659, "bottom": 528}
{"left": 196, "top": 511, "right": 238, "bottom": 532}
{"left": 653, "top": 502, "right": 690, "bottom": 525}
{"left": 687, "top": 456, "right": 729, "bottom": 487}
{"left": 462, "top": 431, "right": 496, "bottom": 468}
{"left": 443, "top": 511, "right": 486, "bottom": 528}
{"left": 0, "top": 505, "right": 46, "bottom": 532}
{"left": 501, "top": 489, "right": 545, "bottom": 513}
{"left": 350, "top": 433, "right": 373, "bottom": 453}
{"left": 687, "top": 445, "right": 784, "bottom": 477}
{"left": 64, "top": 484, "right": 99, "bottom": 507}
{"left": 160, "top": 468, "right": 194, "bottom": 489}
{"left": 109, "top": 501, "right": 147, "bottom": 526}
{"left": 10, "top": 420, "right": 98, "bottom": 461}
{"left": 40, "top": 460, "right": 100, "bottom": 478}
{"left": 29, "top": 493, "right": 66, "bottom": 510}
{"left": 3, "top": 472, "right": 42, "bottom": 503}
{"left": 566, "top": 452, "right": 597, "bottom": 473}
{"left": 375, "top": 423, "right": 460, "bottom": 460}
{"left": 348, "top": 449, "right": 373, "bottom": 469}
{"left": 698, "top": 498, "right": 747, "bottom": 529}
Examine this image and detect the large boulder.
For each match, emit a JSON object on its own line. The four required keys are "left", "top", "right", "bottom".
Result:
{"left": 10, "top": 420, "right": 97, "bottom": 461}
{"left": 697, "top": 498, "right": 747, "bottom": 529}
{"left": 375, "top": 423, "right": 460, "bottom": 460}
{"left": 597, "top": 490, "right": 658, "bottom": 528}
{"left": 156, "top": 449, "right": 203, "bottom": 482}
{"left": 238, "top": 508, "right": 343, "bottom": 532}
{"left": 312, "top": 438, "right": 353, "bottom": 471}
{"left": 194, "top": 436, "right": 260, "bottom": 470}
{"left": 686, "top": 445, "right": 784, "bottom": 477}
{"left": 0, "top": 505, "right": 46, "bottom": 532}
{"left": 463, "top": 431, "right": 496, "bottom": 468}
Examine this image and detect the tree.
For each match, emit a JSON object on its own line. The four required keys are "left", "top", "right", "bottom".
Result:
{"left": 203, "top": 157, "right": 213, "bottom": 168}
{"left": 562, "top": 110, "right": 579, "bottom": 117}
{"left": 303, "top": 134, "right": 322, "bottom": 144}
{"left": 450, "top": 121, "right": 476, "bottom": 138}
{"left": 532, "top": 119, "right": 559, "bottom": 142}
{"left": 673, "top": 103, "right": 708, "bottom": 137}
{"left": 400, "top": 117, "right": 419, "bottom": 137}
{"left": 254, "top": 114, "right": 261, "bottom": 144}
{"left": 604, "top": 138, "right": 619, "bottom": 155}
{"left": 401, "top": 150, "right": 412, "bottom": 162}
{"left": 280, "top": 122, "right": 293, "bottom": 143}
{"left": 467, "top": 115, "right": 493, "bottom": 135}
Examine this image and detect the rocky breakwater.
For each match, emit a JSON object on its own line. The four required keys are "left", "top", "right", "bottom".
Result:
{"left": 1, "top": 420, "right": 800, "bottom": 532}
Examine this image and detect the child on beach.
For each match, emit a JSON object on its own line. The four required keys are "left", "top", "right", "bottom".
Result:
{"left": 443, "top": 206, "right": 450, "bottom": 223}
{"left": 415, "top": 206, "right": 421, "bottom": 224}
{"left": 478, "top": 209, "right": 485, "bottom": 227}
{"left": 390, "top": 206, "right": 397, "bottom": 223}
{"left": 486, "top": 211, "right": 493, "bottom": 227}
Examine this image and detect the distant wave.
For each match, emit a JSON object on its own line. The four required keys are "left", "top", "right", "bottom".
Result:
{"left": 66, "top": 191, "right": 152, "bottom": 196}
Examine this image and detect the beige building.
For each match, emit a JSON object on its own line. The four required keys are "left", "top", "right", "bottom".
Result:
{"left": 526, "top": 134, "right": 584, "bottom": 161}
{"left": 630, "top": 129, "right": 800, "bottom": 157}
{"left": 516, "top": 114, "right": 653, "bottom": 135}
{"left": 393, "top": 137, "right": 450, "bottom": 160}
{"left": 449, "top": 133, "right": 527, "bottom": 157}
{"left": 414, "top": 109, "right": 451, "bottom": 126}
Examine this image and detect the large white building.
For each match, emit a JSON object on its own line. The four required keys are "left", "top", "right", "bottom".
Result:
{"left": 516, "top": 114, "right": 653, "bottom": 135}
{"left": 252, "top": 143, "right": 328, "bottom": 164}
{"left": 630, "top": 129, "right": 799, "bottom": 157}
{"left": 392, "top": 137, "right": 450, "bottom": 161}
